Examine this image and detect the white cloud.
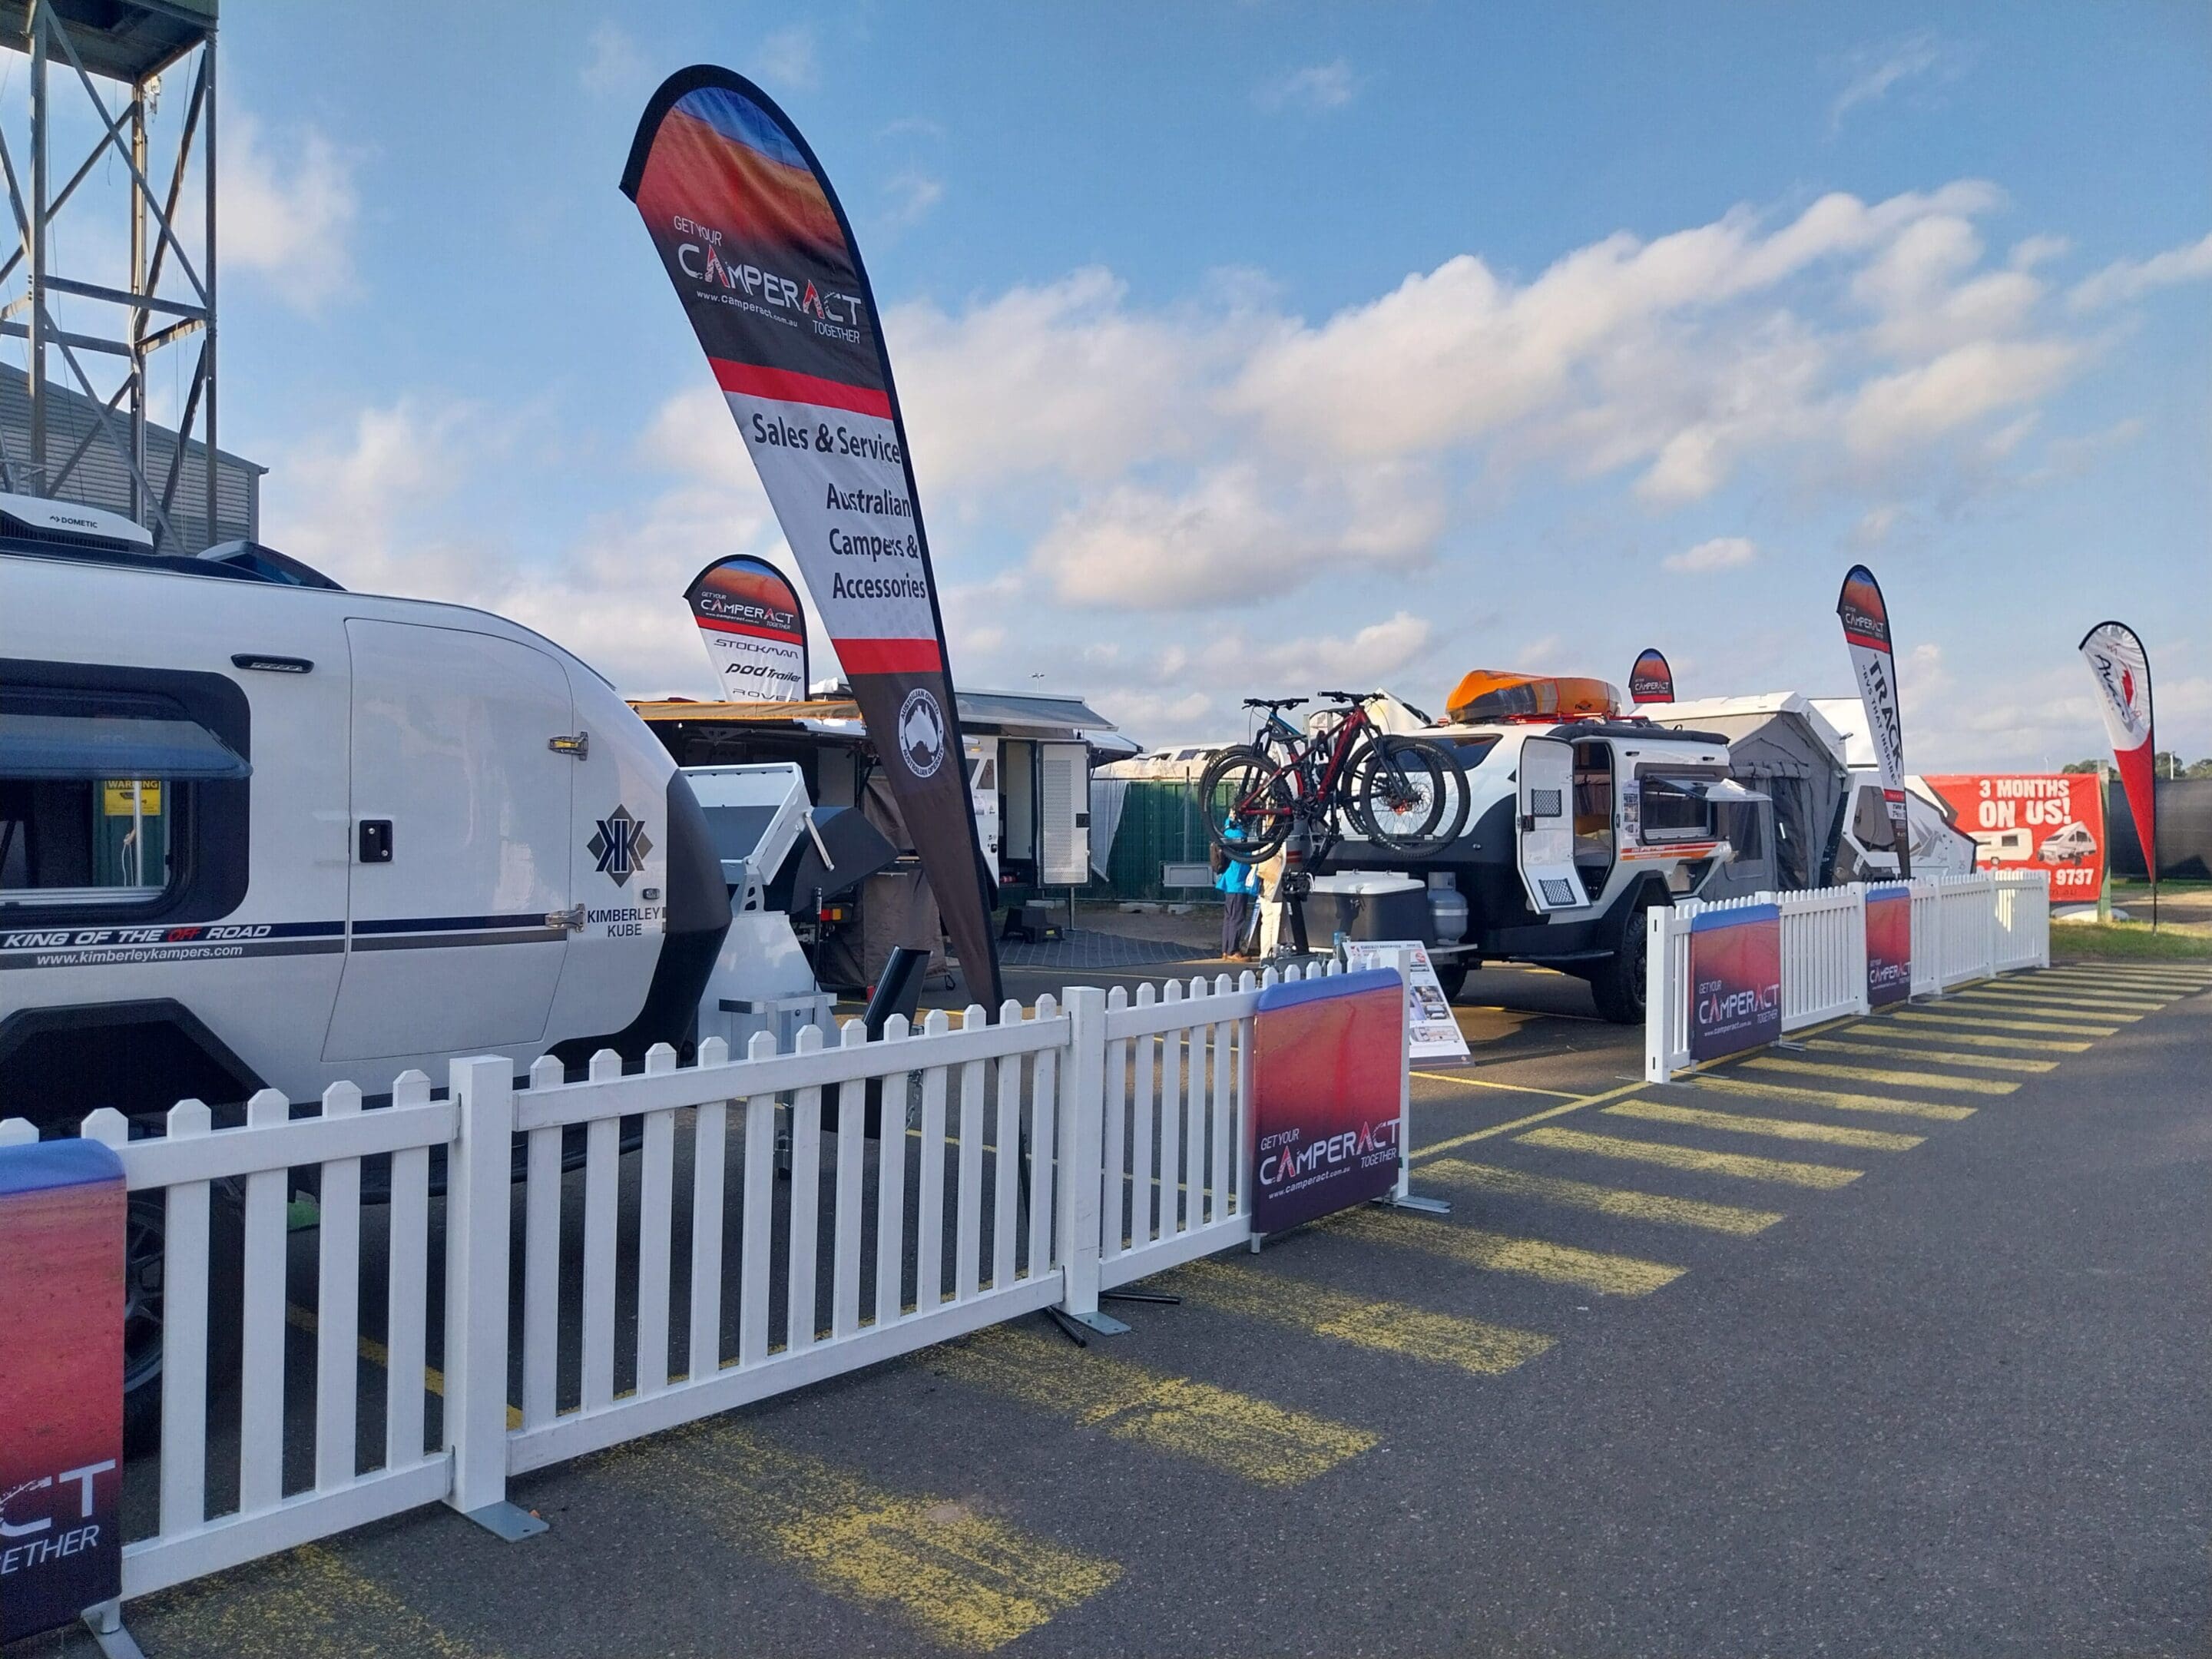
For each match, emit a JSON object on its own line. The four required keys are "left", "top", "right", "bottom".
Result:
{"left": 1830, "top": 31, "right": 1974, "bottom": 131}
{"left": 755, "top": 25, "right": 819, "bottom": 91}
{"left": 1843, "top": 339, "right": 2076, "bottom": 455}
{"left": 1662, "top": 536, "right": 1757, "bottom": 575}
{"left": 580, "top": 24, "right": 649, "bottom": 100}
{"left": 882, "top": 170, "right": 945, "bottom": 229}
{"left": 2068, "top": 230, "right": 2212, "bottom": 312}
{"left": 219, "top": 112, "right": 359, "bottom": 312}
{"left": 1255, "top": 61, "right": 1362, "bottom": 113}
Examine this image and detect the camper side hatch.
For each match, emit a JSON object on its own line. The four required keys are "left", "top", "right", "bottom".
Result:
{"left": 1516, "top": 734, "right": 1589, "bottom": 914}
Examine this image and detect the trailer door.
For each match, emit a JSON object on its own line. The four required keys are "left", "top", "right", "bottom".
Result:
{"left": 324, "top": 621, "right": 574, "bottom": 1062}
{"left": 1516, "top": 734, "right": 1589, "bottom": 913}
{"left": 1038, "top": 742, "right": 1090, "bottom": 887}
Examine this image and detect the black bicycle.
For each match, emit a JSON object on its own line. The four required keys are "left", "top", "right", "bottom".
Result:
{"left": 1199, "top": 692, "right": 1469, "bottom": 863}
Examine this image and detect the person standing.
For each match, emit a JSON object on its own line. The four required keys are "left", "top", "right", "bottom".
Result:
{"left": 1217, "top": 822, "right": 1260, "bottom": 959}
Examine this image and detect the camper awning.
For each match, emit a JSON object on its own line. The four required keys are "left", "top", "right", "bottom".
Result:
{"left": 632, "top": 689, "right": 1117, "bottom": 739}
{"left": 0, "top": 711, "right": 250, "bottom": 780}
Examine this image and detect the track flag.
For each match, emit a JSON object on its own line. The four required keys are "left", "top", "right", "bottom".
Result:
{"left": 1628, "top": 648, "right": 1674, "bottom": 705}
{"left": 623, "top": 68, "right": 1001, "bottom": 1005}
{"left": 685, "top": 555, "right": 810, "bottom": 702}
{"left": 2078, "top": 620, "right": 2157, "bottom": 924}
{"left": 1835, "top": 565, "right": 1910, "bottom": 877}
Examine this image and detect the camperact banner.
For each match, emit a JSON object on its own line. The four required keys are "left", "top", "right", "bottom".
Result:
{"left": 624, "top": 68, "right": 1000, "bottom": 1006}
{"left": 1687, "top": 903, "right": 1782, "bottom": 1062}
{"left": 1628, "top": 648, "right": 1674, "bottom": 705}
{"left": 1865, "top": 885, "right": 1912, "bottom": 1008}
{"left": 2078, "top": 621, "right": 2155, "bottom": 883}
{"left": 685, "top": 554, "right": 810, "bottom": 702}
{"left": 1836, "top": 565, "right": 1910, "bottom": 877}
{"left": 1249, "top": 969, "right": 1406, "bottom": 1235}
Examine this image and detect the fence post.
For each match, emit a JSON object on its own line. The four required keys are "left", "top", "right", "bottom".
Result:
{"left": 1849, "top": 886, "right": 1870, "bottom": 1015}
{"left": 443, "top": 1056, "right": 545, "bottom": 1540}
{"left": 1643, "top": 906, "right": 1674, "bottom": 1084}
{"left": 1054, "top": 986, "right": 1126, "bottom": 1335}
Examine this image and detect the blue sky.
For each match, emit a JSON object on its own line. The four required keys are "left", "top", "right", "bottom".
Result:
{"left": 45, "top": 2, "right": 2207, "bottom": 768}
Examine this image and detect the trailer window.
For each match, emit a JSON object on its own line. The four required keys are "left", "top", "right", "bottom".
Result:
{"left": 1639, "top": 776, "right": 1714, "bottom": 843}
{"left": 0, "top": 777, "right": 176, "bottom": 906}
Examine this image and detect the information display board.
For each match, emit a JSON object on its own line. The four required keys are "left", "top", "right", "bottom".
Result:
{"left": 0, "top": 1139, "right": 124, "bottom": 1642}
{"left": 1342, "top": 941, "right": 1470, "bottom": 1062}
{"left": 1920, "top": 773, "right": 2105, "bottom": 905}
{"left": 1249, "top": 968, "right": 1406, "bottom": 1236}
{"left": 1687, "top": 903, "right": 1782, "bottom": 1063}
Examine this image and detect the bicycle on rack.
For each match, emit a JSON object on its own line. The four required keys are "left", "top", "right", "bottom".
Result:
{"left": 1199, "top": 691, "right": 1469, "bottom": 863}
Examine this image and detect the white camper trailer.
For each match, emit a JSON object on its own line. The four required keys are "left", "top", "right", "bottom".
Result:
{"left": 0, "top": 494, "right": 730, "bottom": 1440}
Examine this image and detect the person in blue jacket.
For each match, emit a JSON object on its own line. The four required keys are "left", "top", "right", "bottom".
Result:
{"left": 1217, "top": 821, "right": 1261, "bottom": 959}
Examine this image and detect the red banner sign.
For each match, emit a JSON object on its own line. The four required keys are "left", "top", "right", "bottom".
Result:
{"left": 1920, "top": 773, "right": 2105, "bottom": 903}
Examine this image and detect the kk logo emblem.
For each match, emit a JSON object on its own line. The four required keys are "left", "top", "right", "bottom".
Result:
{"left": 588, "top": 806, "right": 653, "bottom": 887}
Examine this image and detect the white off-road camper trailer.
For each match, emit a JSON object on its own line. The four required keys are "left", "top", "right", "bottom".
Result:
{"left": 0, "top": 493, "right": 730, "bottom": 1440}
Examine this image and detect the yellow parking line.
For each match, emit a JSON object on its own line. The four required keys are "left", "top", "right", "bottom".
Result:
{"left": 1606, "top": 1098, "right": 1924, "bottom": 1151}
{"left": 1323, "top": 1204, "right": 1684, "bottom": 1296}
{"left": 1423, "top": 1158, "right": 1784, "bottom": 1235}
{"left": 1964, "top": 985, "right": 2164, "bottom": 1008}
{"left": 1889, "top": 1009, "right": 2118, "bottom": 1038}
{"left": 1687, "top": 1074, "right": 1975, "bottom": 1121}
{"left": 1822, "top": 1022, "right": 2089, "bottom": 1055}
{"left": 152, "top": 1542, "right": 497, "bottom": 1658}
{"left": 926, "top": 1325, "right": 1375, "bottom": 1488}
{"left": 1802, "top": 1037, "right": 2055, "bottom": 1074}
{"left": 601, "top": 1422, "right": 1121, "bottom": 1652}
{"left": 1517, "top": 1125, "right": 1863, "bottom": 1189}
{"left": 1741, "top": 1056, "right": 2018, "bottom": 1097}
{"left": 2038, "top": 966, "right": 2208, "bottom": 983}
{"left": 1949, "top": 993, "right": 2146, "bottom": 1021}
{"left": 286, "top": 1301, "right": 522, "bottom": 1431}
{"left": 1412, "top": 1070, "right": 1581, "bottom": 1098}
{"left": 1171, "top": 1258, "right": 1555, "bottom": 1376}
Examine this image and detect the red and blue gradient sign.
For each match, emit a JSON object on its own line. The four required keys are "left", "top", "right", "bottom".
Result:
{"left": 1688, "top": 904, "right": 1783, "bottom": 1063}
{"left": 0, "top": 1139, "right": 124, "bottom": 1641}
{"left": 1865, "top": 885, "right": 1912, "bottom": 1008}
{"left": 1250, "top": 969, "right": 1405, "bottom": 1235}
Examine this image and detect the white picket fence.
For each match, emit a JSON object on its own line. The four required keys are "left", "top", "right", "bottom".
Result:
{"left": 1645, "top": 869, "right": 2051, "bottom": 1081}
{"left": 1, "top": 960, "right": 1355, "bottom": 1618}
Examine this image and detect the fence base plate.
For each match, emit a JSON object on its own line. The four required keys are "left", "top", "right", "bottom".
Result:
{"left": 462, "top": 1501, "right": 550, "bottom": 1542}
{"left": 1059, "top": 1307, "right": 1132, "bottom": 1337}
{"left": 1379, "top": 1192, "right": 1452, "bottom": 1216}
{"left": 83, "top": 1605, "right": 145, "bottom": 1659}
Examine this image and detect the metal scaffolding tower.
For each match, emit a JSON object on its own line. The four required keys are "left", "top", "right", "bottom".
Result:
{"left": 0, "top": 0, "right": 217, "bottom": 551}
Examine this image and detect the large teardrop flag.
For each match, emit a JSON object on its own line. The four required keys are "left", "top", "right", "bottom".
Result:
{"left": 685, "top": 554, "right": 810, "bottom": 702}
{"left": 2079, "top": 620, "right": 2155, "bottom": 909}
{"left": 1628, "top": 648, "right": 1674, "bottom": 705}
{"left": 623, "top": 67, "right": 1000, "bottom": 1007}
{"left": 1835, "top": 565, "right": 1910, "bottom": 877}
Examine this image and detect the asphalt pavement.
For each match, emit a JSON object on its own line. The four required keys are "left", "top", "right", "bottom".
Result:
{"left": 22, "top": 958, "right": 2211, "bottom": 1658}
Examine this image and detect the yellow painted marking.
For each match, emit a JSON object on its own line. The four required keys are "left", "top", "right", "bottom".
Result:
{"left": 154, "top": 1543, "right": 494, "bottom": 1657}
{"left": 1889, "top": 1009, "right": 2118, "bottom": 1038}
{"left": 1950, "top": 992, "right": 2145, "bottom": 1020}
{"left": 1688, "top": 1073, "right": 1975, "bottom": 1121}
{"left": 1964, "top": 985, "right": 2164, "bottom": 1008}
{"left": 1424, "top": 1157, "right": 1783, "bottom": 1235}
{"left": 1517, "top": 1125, "right": 1863, "bottom": 1189}
{"left": 1607, "top": 1098, "right": 1924, "bottom": 1151}
{"left": 1824, "top": 1022, "right": 2088, "bottom": 1055}
{"left": 1171, "top": 1257, "right": 1554, "bottom": 1376}
{"left": 2038, "top": 967, "right": 2208, "bottom": 983}
{"left": 1412, "top": 1069, "right": 1579, "bottom": 1098}
{"left": 1411, "top": 1080, "right": 1647, "bottom": 1163}
{"left": 1322, "top": 1204, "right": 1684, "bottom": 1296}
{"left": 1803, "top": 1037, "right": 2055, "bottom": 1075}
{"left": 601, "top": 1422, "right": 1120, "bottom": 1651}
{"left": 926, "top": 1324, "right": 1375, "bottom": 1487}
{"left": 1742, "top": 1055, "right": 2017, "bottom": 1097}
{"left": 287, "top": 1301, "right": 522, "bottom": 1430}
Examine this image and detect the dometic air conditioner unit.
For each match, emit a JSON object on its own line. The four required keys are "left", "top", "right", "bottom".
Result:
{"left": 1038, "top": 741, "right": 1090, "bottom": 888}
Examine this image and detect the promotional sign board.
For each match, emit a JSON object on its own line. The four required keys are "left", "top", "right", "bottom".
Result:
{"left": 1835, "top": 565, "right": 1910, "bottom": 876}
{"left": 0, "top": 1139, "right": 124, "bottom": 1642}
{"left": 685, "top": 554, "right": 809, "bottom": 701}
{"left": 1687, "top": 903, "right": 1782, "bottom": 1063}
{"left": 1920, "top": 773, "right": 2106, "bottom": 904}
{"left": 623, "top": 67, "right": 1002, "bottom": 1008}
{"left": 1628, "top": 648, "right": 1674, "bottom": 705}
{"left": 1342, "top": 941, "right": 1469, "bottom": 1062}
{"left": 2078, "top": 621, "right": 2155, "bottom": 908}
{"left": 1250, "top": 969, "right": 1405, "bottom": 1235}
{"left": 1864, "top": 884, "right": 1912, "bottom": 1008}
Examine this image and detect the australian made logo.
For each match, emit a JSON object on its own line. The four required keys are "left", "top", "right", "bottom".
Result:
{"left": 899, "top": 687, "right": 948, "bottom": 780}
{"left": 589, "top": 805, "right": 653, "bottom": 888}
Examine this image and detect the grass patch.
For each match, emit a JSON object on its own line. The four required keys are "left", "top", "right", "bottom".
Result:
{"left": 2049, "top": 922, "right": 2212, "bottom": 961}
